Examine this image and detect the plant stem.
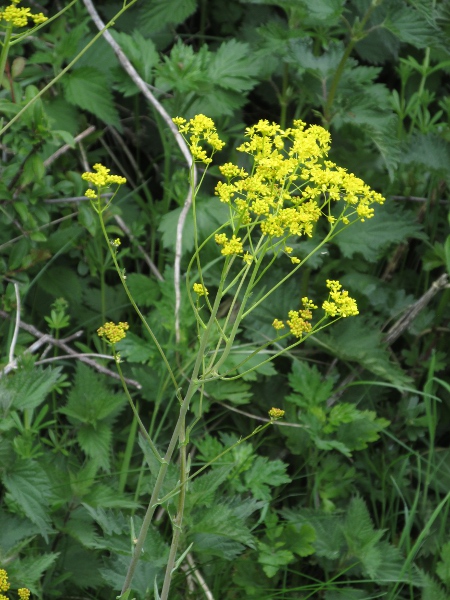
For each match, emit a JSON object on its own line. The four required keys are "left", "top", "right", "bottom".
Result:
{"left": 0, "top": 24, "right": 12, "bottom": 89}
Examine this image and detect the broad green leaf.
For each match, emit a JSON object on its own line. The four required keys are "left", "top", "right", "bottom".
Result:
{"left": 38, "top": 266, "right": 83, "bottom": 305}
{"left": 3, "top": 459, "right": 53, "bottom": 540}
{"left": 207, "top": 40, "right": 261, "bottom": 92}
{"left": 336, "top": 411, "right": 390, "bottom": 452}
{"left": 436, "top": 541, "right": 450, "bottom": 586}
{"left": 0, "top": 510, "right": 40, "bottom": 553}
{"left": 334, "top": 202, "right": 424, "bottom": 262}
{"left": 112, "top": 31, "right": 159, "bottom": 96}
{"left": 60, "top": 363, "right": 126, "bottom": 424}
{"left": 14, "top": 552, "right": 59, "bottom": 594}
{"left": 0, "top": 366, "right": 61, "bottom": 412}
{"left": 62, "top": 66, "right": 120, "bottom": 127}
{"left": 206, "top": 379, "right": 253, "bottom": 405}
{"left": 77, "top": 421, "right": 112, "bottom": 471}
{"left": 241, "top": 456, "right": 291, "bottom": 501}
{"left": 257, "top": 541, "right": 294, "bottom": 578}
{"left": 287, "top": 360, "right": 336, "bottom": 408}
{"left": 126, "top": 273, "right": 160, "bottom": 308}
{"left": 384, "top": 6, "right": 439, "bottom": 48}
{"left": 139, "top": 0, "right": 197, "bottom": 30}
{"left": 283, "top": 522, "right": 316, "bottom": 557}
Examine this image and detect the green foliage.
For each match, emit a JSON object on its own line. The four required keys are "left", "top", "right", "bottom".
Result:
{"left": 1, "top": 0, "right": 449, "bottom": 598}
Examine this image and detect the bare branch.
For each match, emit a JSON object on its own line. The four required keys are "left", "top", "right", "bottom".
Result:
{"left": 43, "top": 125, "right": 96, "bottom": 167}
{"left": 0, "top": 310, "right": 142, "bottom": 388}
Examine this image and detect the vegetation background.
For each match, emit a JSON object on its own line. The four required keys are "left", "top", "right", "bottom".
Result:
{"left": 1, "top": 0, "right": 450, "bottom": 598}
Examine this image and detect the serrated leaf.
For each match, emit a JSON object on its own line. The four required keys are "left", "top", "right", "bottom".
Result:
{"left": 384, "top": 6, "right": 438, "bottom": 48}
{"left": 16, "top": 552, "right": 59, "bottom": 593}
{"left": 287, "top": 360, "right": 336, "bottom": 408}
{"left": 207, "top": 40, "right": 261, "bottom": 92}
{"left": 257, "top": 541, "right": 294, "bottom": 578}
{"left": 3, "top": 459, "right": 53, "bottom": 540}
{"left": 77, "top": 421, "right": 112, "bottom": 471}
{"left": 112, "top": 31, "right": 159, "bottom": 97}
{"left": 0, "top": 366, "right": 62, "bottom": 412}
{"left": 139, "top": 0, "right": 197, "bottom": 30}
{"left": 0, "top": 510, "right": 40, "bottom": 553}
{"left": 241, "top": 456, "right": 291, "bottom": 501}
{"left": 206, "top": 379, "right": 253, "bottom": 405}
{"left": 437, "top": 541, "right": 450, "bottom": 585}
{"left": 60, "top": 363, "right": 126, "bottom": 424}
{"left": 62, "top": 66, "right": 120, "bottom": 126}
{"left": 334, "top": 202, "right": 423, "bottom": 262}
{"left": 126, "top": 273, "right": 160, "bottom": 308}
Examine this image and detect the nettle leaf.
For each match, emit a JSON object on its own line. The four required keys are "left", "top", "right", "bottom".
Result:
{"left": 336, "top": 410, "right": 390, "bottom": 452}
{"left": 0, "top": 365, "right": 61, "bottom": 412}
{"left": 126, "top": 273, "right": 160, "bottom": 308}
{"left": 287, "top": 360, "right": 336, "bottom": 408}
{"left": 384, "top": 5, "right": 439, "bottom": 48}
{"left": 282, "top": 507, "right": 344, "bottom": 560}
{"left": 60, "top": 363, "right": 126, "bottom": 424}
{"left": 318, "top": 318, "right": 413, "bottom": 387}
{"left": 206, "top": 379, "right": 253, "bottom": 405}
{"left": 241, "top": 456, "right": 291, "bottom": 501}
{"left": 0, "top": 510, "right": 40, "bottom": 553}
{"left": 77, "top": 421, "right": 112, "bottom": 471}
{"left": 282, "top": 522, "right": 316, "bottom": 557}
{"left": 118, "top": 331, "right": 155, "bottom": 363}
{"left": 13, "top": 552, "right": 59, "bottom": 594}
{"left": 187, "top": 465, "right": 234, "bottom": 508}
{"left": 111, "top": 31, "right": 159, "bottom": 97}
{"left": 437, "top": 541, "right": 450, "bottom": 586}
{"left": 401, "top": 133, "right": 450, "bottom": 177}
{"left": 334, "top": 201, "right": 424, "bottom": 262}
{"left": 62, "top": 66, "right": 120, "bottom": 127}
{"left": 139, "top": 0, "right": 197, "bottom": 30}
{"left": 3, "top": 459, "right": 53, "bottom": 540}
{"left": 221, "top": 347, "right": 277, "bottom": 381}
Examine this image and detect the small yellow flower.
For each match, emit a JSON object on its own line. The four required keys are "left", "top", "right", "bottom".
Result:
{"left": 111, "top": 238, "right": 121, "bottom": 247}
{"left": 18, "top": 588, "right": 31, "bottom": 600}
{"left": 0, "top": 1, "right": 47, "bottom": 28}
{"left": 0, "top": 569, "right": 9, "bottom": 593}
{"left": 97, "top": 321, "right": 129, "bottom": 344}
{"left": 272, "top": 319, "right": 285, "bottom": 330}
{"left": 193, "top": 283, "right": 208, "bottom": 296}
{"left": 85, "top": 188, "right": 97, "bottom": 199}
{"left": 290, "top": 257, "right": 301, "bottom": 264}
{"left": 322, "top": 280, "right": 359, "bottom": 318}
{"left": 268, "top": 407, "right": 285, "bottom": 420}
{"left": 82, "top": 163, "right": 126, "bottom": 189}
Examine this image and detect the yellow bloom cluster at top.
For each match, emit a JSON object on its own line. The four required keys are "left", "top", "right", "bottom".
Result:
{"left": 0, "top": 569, "right": 30, "bottom": 600}
{"left": 173, "top": 115, "right": 225, "bottom": 164}
{"left": 322, "top": 280, "right": 359, "bottom": 317}
{"left": 82, "top": 163, "right": 127, "bottom": 198}
{"left": 213, "top": 119, "right": 385, "bottom": 240}
{"left": 193, "top": 282, "right": 208, "bottom": 296}
{"left": 268, "top": 407, "right": 285, "bottom": 420}
{"left": 97, "top": 321, "right": 129, "bottom": 344}
{"left": 0, "top": 0, "right": 47, "bottom": 27}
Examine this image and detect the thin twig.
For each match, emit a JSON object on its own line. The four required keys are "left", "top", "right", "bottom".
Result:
{"left": 8, "top": 282, "right": 21, "bottom": 366}
{"left": 44, "top": 194, "right": 111, "bottom": 204}
{"left": 114, "top": 214, "right": 164, "bottom": 282}
{"left": 0, "top": 311, "right": 142, "bottom": 388}
{"left": 186, "top": 553, "right": 215, "bottom": 600}
{"left": 82, "top": 0, "right": 196, "bottom": 343}
{"left": 43, "top": 125, "right": 96, "bottom": 167}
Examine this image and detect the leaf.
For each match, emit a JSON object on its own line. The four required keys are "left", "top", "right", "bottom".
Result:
{"left": 77, "top": 422, "right": 113, "bottom": 471}
{"left": 111, "top": 31, "right": 159, "bottom": 97}
{"left": 287, "top": 360, "right": 336, "bottom": 408}
{"left": 60, "top": 363, "right": 126, "bottom": 424}
{"left": 334, "top": 201, "right": 424, "bottom": 262}
{"left": 257, "top": 541, "right": 294, "bottom": 578}
{"left": 384, "top": 5, "right": 439, "bottom": 48}
{"left": 283, "top": 522, "right": 316, "bottom": 557}
{"left": 0, "top": 510, "right": 40, "bottom": 553}
{"left": 436, "top": 541, "right": 450, "bottom": 586}
{"left": 206, "top": 379, "right": 253, "bottom": 405}
{"left": 139, "top": 0, "right": 197, "bottom": 30}
{"left": 38, "top": 265, "right": 83, "bottom": 305}
{"left": 241, "top": 456, "right": 291, "bottom": 501}
{"left": 207, "top": 40, "right": 261, "bottom": 92}
{"left": 15, "top": 553, "right": 59, "bottom": 594}
{"left": 126, "top": 273, "right": 160, "bottom": 308}
{"left": 62, "top": 66, "right": 120, "bottom": 127}
{"left": 3, "top": 459, "right": 53, "bottom": 540}
{"left": 336, "top": 411, "right": 390, "bottom": 452}
{"left": 0, "top": 366, "right": 62, "bottom": 412}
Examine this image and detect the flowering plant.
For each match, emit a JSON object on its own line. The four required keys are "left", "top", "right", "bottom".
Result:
{"left": 85, "top": 113, "right": 385, "bottom": 599}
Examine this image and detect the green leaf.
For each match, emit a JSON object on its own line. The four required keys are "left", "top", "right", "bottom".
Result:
{"left": 14, "top": 552, "right": 59, "bottom": 594}
{"left": 139, "top": 0, "right": 197, "bottom": 30}
{"left": 437, "top": 541, "right": 450, "bottom": 586}
{"left": 3, "top": 459, "right": 53, "bottom": 540}
{"left": 206, "top": 379, "right": 253, "bottom": 405}
{"left": 0, "top": 510, "right": 40, "bottom": 553}
{"left": 257, "top": 541, "right": 294, "bottom": 578}
{"left": 334, "top": 201, "right": 424, "bottom": 262}
{"left": 241, "top": 456, "right": 291, "bottom": 501}
{"left": 384, "top": 6, "right": 439, "bottom": 48}
{"left": 126, "top": 273, "right": 160, "bottom": 308}
{"left": 60, "top": 363, "right": 126, "bottom": 424}
{"left": 283, "top": 522, "right": 316, "bottom": 557}
{"left": 62, "top": 66, "right": 120, "bottom": 127}
{"left": 21, "top": 154, "right": 45, "bottom": 187}
{"left": 0, "top": 366, "right": 61, "bottom": 412}
{"left": 77, "top": 421, "right": 113, "bottom": 471}
{"left": 287, "top": 360, "right": 336, "bottom": 408}
{"left": 207, "top": 39, "right": 261, "bottom": 92}
{"left": 39, "top": 266, "right": 83, "bottom": 305}
{"left": 112, "top": 31, "right": 159, "bottom": 96}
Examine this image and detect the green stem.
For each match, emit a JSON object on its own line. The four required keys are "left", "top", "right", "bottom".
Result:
{"left": 323, "top": 3, "right": 376, "bottom": 123}
{"left": 97, "top": 208, "right": 180, "bottom": 394}
{"left": 120, "top": 275, "right": 227, "bottom": 596}
{"left": 0, "top": 24, "right": 13, "bottom": 89}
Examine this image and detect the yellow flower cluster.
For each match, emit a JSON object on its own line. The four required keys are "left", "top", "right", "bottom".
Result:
{"left": 322, "top": 280, "right": 359, "bottom": 317}
{"left": 0, "top": 0, "right": 47, "bottom": 27}
{"left": 97, "top": 321, "right": 129, "bottom": 344}
{"left": 193, "top": 282, "right": 208, "bottom": 296}
{"left": 215, "top": 233, "right": 244, "bottom": 256}
{"left": 213, "top": 118, "right": 384, "bottom": 239}
{"left": 0, "top": 570, "right": 10, "bottom": 594}
{"left": 0, "top": 570, "right": 30, "bottom": 600}
{"left": 268, "top": 407, "right": 285, "bottom": 420}
{"left": 173, "top": 115, "right": 225, "bottom": 164}
{"left": 82, "top": 163, "right": 127, "bottom": 197}
{"left": 274, "top": 297, "right": 318, "bottom": 338}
